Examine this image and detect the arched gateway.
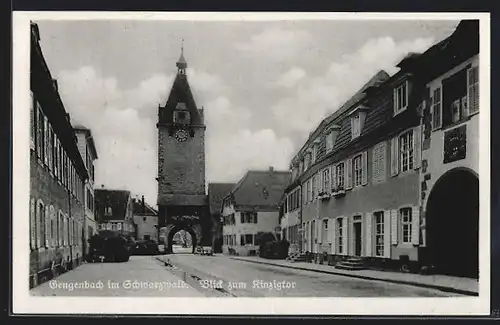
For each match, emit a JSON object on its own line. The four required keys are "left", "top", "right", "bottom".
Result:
{"left": 425, "top": 168, "right": 479, "bottom": 278}
{"left": 156, "top": 45, "right": 212, "bottom": 254}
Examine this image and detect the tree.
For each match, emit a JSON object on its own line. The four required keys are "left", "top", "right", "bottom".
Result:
{"left": 254, "top": 232, "right": 275, "bottom": 246}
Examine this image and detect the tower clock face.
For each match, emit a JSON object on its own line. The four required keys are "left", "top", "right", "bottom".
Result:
{"left": 174, "top": 129, "right": 189, "bottom": 142}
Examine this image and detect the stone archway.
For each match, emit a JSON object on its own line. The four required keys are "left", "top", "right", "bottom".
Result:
{"left": 166, "top": 225, "right": 198, "bottom": 254}
{"left": 425, "top": 168, "right": 479, "bottom": 278}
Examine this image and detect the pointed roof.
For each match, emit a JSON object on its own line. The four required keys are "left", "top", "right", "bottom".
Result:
{"left": 208, "top": 183, "right": 236, "bottom": 215}
{"left": 224, "top": 168, "right": 291, "bottom": 210}
{"left": 176, "top": 41, "right": 187, "bottom": 70}
{"left": 95, "top": 189, "right": 131, "bottom": 221}
{"left": 158, "top": 46, "right": 203, "bottom": 126}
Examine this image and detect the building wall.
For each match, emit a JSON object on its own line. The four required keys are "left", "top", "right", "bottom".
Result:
{"left": 30, "top": 151, "right": 85, "bottom": 286}
{"left": 158, "top": 127, "right": 206, "bottom": 197}
{"left": 222, "top": 203, "right": 280, "bottom": 256}
{"left": 299, "top": 123, "right": 421, "bottom": 261}
{"left": 133, "top": 214, "right": 159, "bottom": 241}
{"left": 420, "top": 55, "right": 480, "bottom": 246}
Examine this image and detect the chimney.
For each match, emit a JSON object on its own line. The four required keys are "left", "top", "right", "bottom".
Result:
{"left": 269, "top": 166, "right": 274, "bottom": 172}
{"left": 52, "top": 79, "right": 58, "bottom": 92}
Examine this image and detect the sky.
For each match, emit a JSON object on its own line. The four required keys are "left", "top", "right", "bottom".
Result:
{"left": 33, "top": 18, "right": 460, "bottom": 207}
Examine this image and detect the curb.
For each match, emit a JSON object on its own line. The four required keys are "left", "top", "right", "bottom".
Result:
{"left": 230, "top": 257, "right": 479, "bottom": 297}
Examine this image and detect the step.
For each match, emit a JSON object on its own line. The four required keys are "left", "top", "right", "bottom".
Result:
{"left": 335, "top": 263, "right": 367, "bottom": 271}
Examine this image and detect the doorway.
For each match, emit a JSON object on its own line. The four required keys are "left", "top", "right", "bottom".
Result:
{"left": 354, "top": 221, "right": 362, "bottom": 256}
{"left": 426, "top": 168, "right": 479, "bottom": 278}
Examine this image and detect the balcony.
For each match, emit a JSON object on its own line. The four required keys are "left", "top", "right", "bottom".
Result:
{"left": 443, "top": 124, "right": 467, "bottom": 164}
{"left": 318, "top": 191, "right": 331, "bottom": 200}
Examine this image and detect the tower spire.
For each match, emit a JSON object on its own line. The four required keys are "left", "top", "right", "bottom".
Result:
{"left": 176, "top": 38, "right": 187, "bottom": 74}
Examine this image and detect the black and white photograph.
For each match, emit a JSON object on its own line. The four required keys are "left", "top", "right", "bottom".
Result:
{"left": 12, "top": 12, "right": 490, "bottom": 315}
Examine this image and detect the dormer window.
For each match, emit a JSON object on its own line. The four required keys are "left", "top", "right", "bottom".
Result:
{"left": 104, "top": 206, "right": 112, "bottom": 216}
{"left": 394, "top": 81, "right": 409, "bottom": 115}
{"left": 349, "top": 107, "right": 368, "bottom": 141}
{"left": 312, "top": 139, "right": 320, "bottom": 162}
{"left": 325, "top": 124, "right": 340, "bottom": 153}
{"left": 352, "top": 114, "right": 361, "bottom": 138}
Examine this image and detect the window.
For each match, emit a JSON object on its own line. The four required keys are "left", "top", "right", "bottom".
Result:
{"left": 30, "top": 199, "right": 36, "bottom": 249}
{"left": 442, "top": 68, "right": 468, "bottom": 127}
{"left": 58, "top": 211, "right": 64, "bottom": 246}
{"left": 30, "top": 91, "right": 35, "bottom": 150}
{"left": 48, "top": 126, "right": 54, "bottom": 172}
{"left": 399, "top": 131, "right": 414, "bottom": 172}
{"left": 322, "top": 219, "right": 328, "bottom": 243}
{"left": 394, "top": 81, "right": 408, "bottom": 114}
{"left": 353, "top": 155, "right": 362, "bottom": 187}
{"left": 322, "top": 168, "right": 330, "bottom": 194}
{"left": 117, "top": 223, "right": 122, "bottom": 230}
{"left": 240, "top": 234, "right": 254, "bottom": 246}
{"left": 400, "top": 208, "right": 412, "bottom": 243}
{"left": 143, "top": 216, "right": 147, "bottom": 222}
{"left": 240, "top": 212, "right": 257, "bottom": 224}
{"left": 36, "top": 104, "right": 44, "bottom": 161}
{"left": 432, "top": 87, "right": 442, "bottom": 129}
{"left": 337, "top": 218, "right": 343, "bottom": 254}
{"left": 374, "top": 212, "right": 384, "bottom": 257}
{"left": 112, "top": 223, "right": 117, "bottom": 231}
{"left": 37, "top": 201, "right": 46, "bottom": 248}
{"left": 326, "top": 132, "right": 334, "bottom": 152}
{"left": 44, "top": 115, "right": 49, "bottom": 166}
{"left": 351, "top": 114, "right": 361, "bottom": 139}
{"left": 173, "top": 110, "right": 190, "bottom": 124}
{"left": 468, "top": 66, "right": 479, "bottom": 114}
{"left": 336, "top": 163, "right": 345, "bottom": 190}
{"left": 105, "top": 206, "right": 113, "bottom": 216}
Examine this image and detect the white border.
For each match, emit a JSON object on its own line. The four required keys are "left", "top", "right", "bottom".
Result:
{"left": 12, "top": 11, "right": 490, "bottom": 315}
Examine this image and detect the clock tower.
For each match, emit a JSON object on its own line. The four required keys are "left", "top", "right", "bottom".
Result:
{"left": 156, "top": 44, "right": 209, "bottom": 253}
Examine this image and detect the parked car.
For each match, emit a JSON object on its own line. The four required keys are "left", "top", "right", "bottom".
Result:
{"left": 88, "top": 231, "right": 131, "bottom": 262}
{"left": 132, "top": 239, "right": 160, "bottom": 255}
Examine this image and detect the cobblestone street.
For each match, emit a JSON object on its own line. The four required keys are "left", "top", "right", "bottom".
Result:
{"left": 30, "top": 255, "right": 203, "bottom": 297}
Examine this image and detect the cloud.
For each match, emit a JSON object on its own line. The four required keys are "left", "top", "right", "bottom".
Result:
{"left": 271, "top": 36, "right": 435, "bottom": 137}
{"left": 235, "top": 28, "right": 313, "bottom": 61}
{"left": 206, "top": 128, "right": 294, "bottom": 183}
{"left": 272, "top": 67, "right": 307, "bottom": 88}
{"left": 56, "top": 65, "right": 295, "bottom": 206}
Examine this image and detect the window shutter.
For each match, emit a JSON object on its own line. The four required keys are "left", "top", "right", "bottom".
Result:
{"left": 331, "top": 165, "right": 337, "bottom": 191}
{"left": 57, "top": 213, "right": 61, "bottom": 246}
{"left": 329, "top": 218, "right": 335, "bottom": 247}
{"left": 380, "top": 142, "right": 387, "bottom": 181}
{"left": 391, "top": 209, "right": 398, "bottom": 245}
{"left": 383, "top": 210, "right": 391, "bottom": 258}
{"left": 390, "top": 137, "right": 399, "bottom": 176}
{"left": 346, "top": 159, "right": 353, "bottom": 189}
{"left": 362, "top": 151, "right": 368, "bottom": 186}
{"left": 317, "top": 219, "right": 322, "bottom": 244}
{"left": 365, "top": 213, "right": 372, "bottom": 257}
{"left": 319, "top": 171, "right": 324, "bottom": 193}
{"left": 411, "top": 207, "right": 420, "bottom": 246}
{"left": 413, "top": 126, "right": 421, "bottom": 170}
{"left": 342, "top": 217, "right": 348, "bottom": 255}
{"left": 467, "top": 67, "right": 479, "bottom": 114}
{"left": 44, "top": 205, "right": 50, "bottom": 247}
{"left": 240, "top": 212, "right": 244, "bottom": 224}
{"left": 30, "top": 198, "right": 36, "bottom": 250}
{"left": 36, "top": 203, "right": 41, "bottom": 249}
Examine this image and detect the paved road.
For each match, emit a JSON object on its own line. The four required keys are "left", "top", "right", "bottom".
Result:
{"left": 161, "top": 254, "right": 461, "bottom": 297}
{"left": 30, "top": 255, "right": 203, "bottom": 297}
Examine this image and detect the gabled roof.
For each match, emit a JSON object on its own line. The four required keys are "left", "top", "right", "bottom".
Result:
{"left": 95, "top": 189, "right": 131, "bottom": 221}
{"left": 131, "top": 198, "right": 158, "bottom": 216}
{"left": 208, "top": 183, "right": 236, "bottom": 215}
{"left": 225, "top": 168, "right": 291, "bottom": 210}
{"left": 291, "top": 70, "right": 390, "bottom": 163}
